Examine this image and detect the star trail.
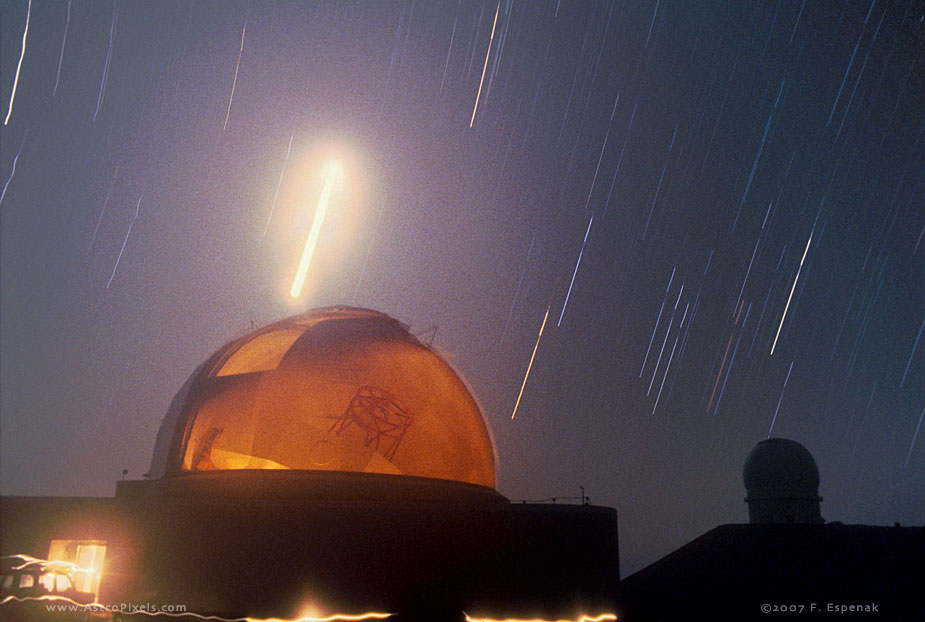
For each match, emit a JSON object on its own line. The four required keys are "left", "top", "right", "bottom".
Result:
{"left": 1, "top": 0, "right": 922, "bottom": 576}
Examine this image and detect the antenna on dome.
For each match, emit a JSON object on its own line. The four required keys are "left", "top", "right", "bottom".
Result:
{"left": 418, "top": 325, "right": 438, "bottom": 346}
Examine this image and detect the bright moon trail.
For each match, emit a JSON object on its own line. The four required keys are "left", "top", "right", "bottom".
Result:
{"left": 290, "top": 162, "right": 342, "bottom": 298}
{"left": 511, "top": 304, "right": 550, "bottom": 420}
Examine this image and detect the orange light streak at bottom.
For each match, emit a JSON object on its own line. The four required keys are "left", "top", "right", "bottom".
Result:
{"left": 3, "top": 556, "right": 608, "bottom": 622}
{"left": 464, "top": 614, "right": 617, "bottom": 622}
{"left": 250, "top": 614, "right": 392, "bottom": 622}
{"left": 0, "top": 595, "right": 392, "bottom": 621}
{"left": 2, "top": 595, "right": 614, "bottom": 622}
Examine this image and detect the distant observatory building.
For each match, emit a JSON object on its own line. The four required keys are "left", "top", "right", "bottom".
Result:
{"left": 618, "top": 438, "right": 921, "bottom": 621}
{"left": 1, "top": 307, "right": 619, "bottom": 621}
{"left": 743, "top": 438, "right": 824, "bottom": 524}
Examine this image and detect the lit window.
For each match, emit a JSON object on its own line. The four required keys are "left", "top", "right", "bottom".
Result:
{"left": 39, "top": 573, "right": 55, "bottom": 591}
{"left": 1, "top": 574, "right": 11, "bottom": 589}
{"left": 215, "top": 329, "right": 303, "bottom": 376}
{"left": 18, "top": 574, "right": 34, "bottom": 588}
{"left": 47, "top": 540, "right": 106, "bottom": 599}
{"left": 55, "top": 574, "right": 70, "bottom": 593}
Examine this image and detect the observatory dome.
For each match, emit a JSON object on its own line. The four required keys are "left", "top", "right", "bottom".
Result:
{"left": 147, "top": 307, "right": 496, "bottom": 489}
{"left": 743, "top": 438, "right": 820, "bottom": 498}
{"left": 743, "top": 438, "right": 823, "bottom": 524}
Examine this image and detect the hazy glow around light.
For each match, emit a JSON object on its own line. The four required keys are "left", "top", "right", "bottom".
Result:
{"left": 464, "top": 614, "right": 616, "bottom": 622}
{"left": 248, "top": 612, "right": 392, "bottom": 622}
{"left": 290, "top": 161, "right": 343, "bottom": 298}
{"left": 0, "top": 593, "right": 392, "bottom": 621}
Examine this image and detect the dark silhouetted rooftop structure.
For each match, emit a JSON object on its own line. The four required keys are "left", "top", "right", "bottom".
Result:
{"left": 616, "top": 438, "right": 923, "bottom": 621}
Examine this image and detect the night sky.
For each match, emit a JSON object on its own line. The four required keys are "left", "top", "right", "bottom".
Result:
{"left": 1, "top": 0, "right": 923, "bottom": 576}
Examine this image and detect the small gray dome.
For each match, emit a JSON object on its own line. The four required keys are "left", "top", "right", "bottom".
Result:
{"left": 743, "top": 438, "right": 820, "bottom": 500}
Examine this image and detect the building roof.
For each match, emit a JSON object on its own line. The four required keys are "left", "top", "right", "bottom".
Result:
{"left": 617, "top": 523, "right": 924, "bottom": 620}
{"left": 147, "top": 307, "right": 496, "bottom": 488}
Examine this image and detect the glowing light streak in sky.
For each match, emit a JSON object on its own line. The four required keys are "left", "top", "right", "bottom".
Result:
{"left": 652, "top": 300, "right": 689, "bottom": 415}
{"left": 732, "top": 108, "right": 774, "bottom": 234}
{"left": 667, "top": 283, "right": 703, "bottom": 403}
{"left": 501, "top": 232, "right": 536, "bottom": 342}
{"left": 54, "top": 0, "right": 71, "bottom": 96}
{"left": 748, "top": 273, "right": 778, "bottom": 359}
{"left": 469, "top": 1, "right": 499, "bottom": 128}
{"left": 899, "top": 315, "right": 924, "bottom": 389}
{"left": 644, "top": 0, "right": 660, "bottom": 48}
{"left": 264, "top": 134, "right": 293, "bottom": 236}
{"left": 767, "top": 359, "right": 794, "bottom": 438}
{"left": 485, "top": 0, "right": 511, "bottom": 97}
{"left": 94, "top": 1, "right": 118, "bottom": 123}
{"left": 603, "top": 101, "right": 636, "bottom": 216}
{"left": 224, "top": 17, "right": 247, "bottom": 131}
{"left": 913, "top": 223, "right": 925, "bottom": 256}
{"left": 707, "top": 298, "right": 745, "bottom": 412}
{"left": 583, "top": 129, "right": 610, "bottom": 211}
{"left": 905, "top": 407, "right": 925, "bottom": 468}
{"left": 592, "top": 4, "right": 616, "bottom": 84}
{"left": 826, "top": 5, "right": 869, "bottom": 126}
{"left": 713, "top": 300, "right": 750, "bottom": 416}
{"left": 440, "top": 9, "right": 459, "bottom": 93}
{"left": 353, "top": 204, "right": 383, "bottom": 305}
{"left": 290, "top": 163, "right": 341, "bottom": 298}
{"left": 88, "top": 163, "right": 120, "bottom": 254}
{"left": 640, "top": 267, "right": 675, "bottom": 377}
{"left": 107, "top": 188, "right": 143, "bottom": 289}
{"left": 831, "top": 277, "right": 861, "bottom": 360}
{"left": 641, "top": 162, "right": 666, "bottom": 239}
{"left": 834, "top": 10, "right": 884, "bottom": 142}
{"left": 558, "top": 212, "right": 593, "bottom": 327}
{"left": 0, "top": 133, "right": 27, "bottom": 208}
{"left": 789, "top": 0, "right": 806, "bottom": 45}
{"left": 511, "top": 304, "right": 550, "bottom": 420}
{"left": 465, "top": 3, "right": 486, "bottom": 80}
{"left": 735, "top": 234, "right": 761, "bottom": 306}
{"left": 4, "top": 0, "right": 31, "bottom": 126}
{"left": 647, "top": 285, "right": 684, "bottom": 396}
{"left": 770, "top": 228, "right": 813, "bottom": 355}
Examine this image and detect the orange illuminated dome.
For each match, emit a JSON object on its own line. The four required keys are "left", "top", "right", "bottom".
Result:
{"left": 147, "top": 307, "right": 496, "bottom": 489}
